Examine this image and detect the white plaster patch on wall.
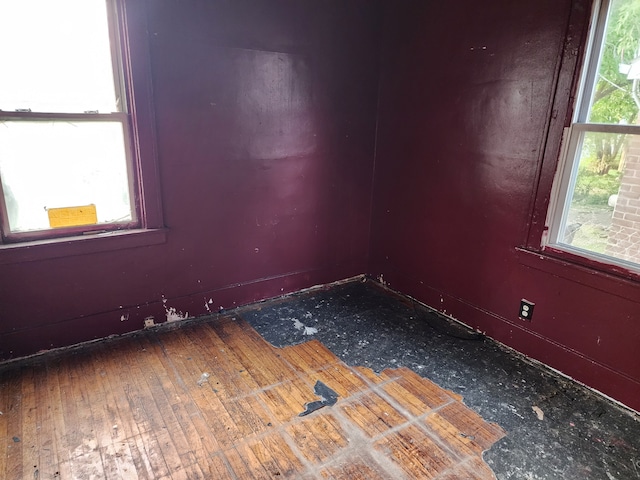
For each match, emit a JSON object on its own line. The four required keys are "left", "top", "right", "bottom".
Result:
{"left": 162, "top": 296, "right": 188, "bottom": 322}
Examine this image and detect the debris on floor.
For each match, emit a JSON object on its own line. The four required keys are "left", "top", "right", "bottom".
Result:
{"left": 532, "top": 405, "right": 544, "bottom": 421}
{"left": 197, "top": 372, "right": 210, "bottom": 386}
{"left": 299, "top": 380, "right": 339, "bottom": 416}
{"left": 292, "top": 318, "right": 318, "bottom": 336}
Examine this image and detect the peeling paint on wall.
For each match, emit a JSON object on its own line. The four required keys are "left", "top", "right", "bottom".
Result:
{"left": 165, "top": 306, "right": 187, "bottom": 322}
{"left": 204, "top": 298, "right": 214, "bottom": 313}
{"left": 162, "top": 296, "right": 188, "bottom": 322}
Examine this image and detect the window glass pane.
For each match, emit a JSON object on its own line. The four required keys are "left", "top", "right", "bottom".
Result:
{"left": 561, "top": 131, "right": 640, "bottom": 266}
{"left": 586, "top": 0, "right": 640, "bottom": 125}
{"left": 0, "top": 121, "right": 133, "bottom": 233}
{"left": 0, "top": 0, "right": 119, "bottom": 113}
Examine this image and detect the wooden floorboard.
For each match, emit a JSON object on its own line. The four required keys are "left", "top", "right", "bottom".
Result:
{"left": 0, "top": 316, "right": 505, "bottom": 479}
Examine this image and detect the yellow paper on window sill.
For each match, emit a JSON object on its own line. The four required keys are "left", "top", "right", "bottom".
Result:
{"left": 47, "top": 205, "right": 98, "bottom": 228}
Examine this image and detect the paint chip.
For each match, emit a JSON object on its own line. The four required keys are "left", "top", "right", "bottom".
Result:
{"left": 291, "top": 318, "right": 318, "bottom": 336}
{"left": 161, "top": 295, "right": 188, "bottom": 321}
{"left": 165, "top": 305, "right": 188, "bottom": 322}
{"left": 204, "top": 298, "right": 214, "bottom": 313}
{"left": 532, "top": 405, "right": 544, "bottom": 421}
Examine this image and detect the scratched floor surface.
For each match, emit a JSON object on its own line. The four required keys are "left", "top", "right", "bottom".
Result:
{"left": 0, "top": 313, "right": 504, "bottom": 479}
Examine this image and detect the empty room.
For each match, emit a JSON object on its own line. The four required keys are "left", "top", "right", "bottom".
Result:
{"left": 1, "top": 0, "right": 639, "bottom": 478}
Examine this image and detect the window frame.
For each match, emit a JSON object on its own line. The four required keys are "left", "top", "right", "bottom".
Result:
{"left": 0, "top": 0, "right": 163, "bottom": 245}
{"left": 533, "top": 0, "right": 640, "bottom": 278}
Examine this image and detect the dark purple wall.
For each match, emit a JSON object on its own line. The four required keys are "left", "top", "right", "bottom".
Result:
{"left": 0, "top": 0, "right": 381, "bottom": 358}
{"left": 2, "top": 0, "right": 638, "bottom": 413}
{"left": 370, "top": 0, "right": 640, "bottom": 411}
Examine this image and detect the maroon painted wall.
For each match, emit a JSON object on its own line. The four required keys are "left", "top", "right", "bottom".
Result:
{"left": 0, "top": 0, "right": 381, "bottom": 358}
{"left": 370, "top": 0, "right": 640, "bottom": 411}
{"left": 2, "top": 0, "right": 638, "bottom": 413}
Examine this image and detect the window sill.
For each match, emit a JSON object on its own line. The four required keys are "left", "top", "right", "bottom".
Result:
{"left": 515, "top": 246, "right": 640, "bottom": 303}
{"left": 0, "top": 228, "right": 168, "bottom": 265}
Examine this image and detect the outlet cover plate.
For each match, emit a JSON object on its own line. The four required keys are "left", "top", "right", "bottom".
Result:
{"left": 519, "top": 299, "right": 534, "bottom": 321}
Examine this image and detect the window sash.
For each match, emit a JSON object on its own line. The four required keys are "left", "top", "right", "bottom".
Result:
{"left": 548, "top": 127, "right": 640, "bottom": 274}
{"left": 574, "top": 0, "right": 610, "bottom": 123}
{"left": 0, "top": 113, "right": 138, "bottom": 242}
{"left": 106, "top": 0, "right": 128, "bottom": 116}
{"left": 548, "top": 124, "right": 634, "bottom": 243}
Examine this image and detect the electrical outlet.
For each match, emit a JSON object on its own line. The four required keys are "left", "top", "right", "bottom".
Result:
{"left": 519, "top": 299, "right": 534, "bottom": 321}
{"left": 144, "top": 316, "right": 155, "bottom": 328}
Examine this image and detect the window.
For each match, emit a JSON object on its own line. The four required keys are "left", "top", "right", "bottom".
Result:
{"left": 548, "top": 0, "right": 640, "bottom": 271}
{"left": 0, "top": 0, "right": 160, "bottom": 244}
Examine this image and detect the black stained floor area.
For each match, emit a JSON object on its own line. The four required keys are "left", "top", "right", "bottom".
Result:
{"left": 239, "top": 279, "right": 640, "bottom": 480}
